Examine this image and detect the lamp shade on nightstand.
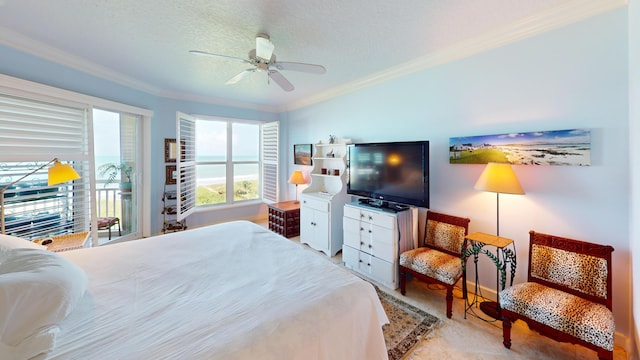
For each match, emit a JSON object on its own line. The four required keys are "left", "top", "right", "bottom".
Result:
{"left": 288, "top": 170, "right": 307, "bottom": 203}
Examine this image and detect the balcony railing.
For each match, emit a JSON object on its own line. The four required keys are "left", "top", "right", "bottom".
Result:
{"left": 96, "top": 186, "right": 122, "bottom": 219}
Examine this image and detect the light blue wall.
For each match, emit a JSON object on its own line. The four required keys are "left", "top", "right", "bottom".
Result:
{"left": 0, "top": 44, "right": 279, "bottom": 234}
{"left": 628, "top": 0, "right": 640, "bottom": 355}
{"left": 285, "top": 8, "right": 631, "bottom": 340}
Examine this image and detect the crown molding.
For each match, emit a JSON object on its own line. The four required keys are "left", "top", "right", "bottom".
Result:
{"left": 283, "top": 0, "right": 627, "bottom": 112}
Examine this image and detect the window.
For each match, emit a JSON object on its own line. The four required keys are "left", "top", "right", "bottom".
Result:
{"left": 176, "top": 113, "right": 278, "bottom": 214}
{"left": 0, "top": 73, "right": 153, "bottom": 244}
{"left": 0, "top": 92, "right": 91, "bottom": 239}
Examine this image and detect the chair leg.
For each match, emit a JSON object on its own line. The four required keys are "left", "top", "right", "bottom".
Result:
{"left": 597, "top": 349, "right": 613, "bottom": 360}
{"left": 108, "top": 225, "right": 112, "bottom": 240}
{"left": 117, "top": 219, "right": 121, "bottom": 236}
{"left": 502, "top": 317, "right": 512, "bottom": 349}
{"left": 445, "top": 286, "right": 453, "bottom": 319}
{"left": 399, "top": 269, "right": 407, "bottom": 295}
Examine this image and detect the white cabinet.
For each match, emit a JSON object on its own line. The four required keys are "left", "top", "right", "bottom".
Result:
{"left": 300, "top": 140, "right": 350, "bottom": 256}
{"left": 342, "top": 202, "right": 417, "bottom": 289}
{"left": 300, "top": 195, "right": 331, "bottom": 253}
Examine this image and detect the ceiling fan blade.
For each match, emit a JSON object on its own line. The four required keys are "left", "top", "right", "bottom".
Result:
{"left": 226, "top": 69, "right": 256, "bottom": 85}
{"left": 255, "top": 34, "right": 275, "bottom": 61}
{"left": 268, "top": 70, "right": 294, "bottom": 92}
{"left": 274, "top": 62, "right": 326, "bottom": 74}
{"left": 189, "top": 50, "right": 251, "bottom": 64}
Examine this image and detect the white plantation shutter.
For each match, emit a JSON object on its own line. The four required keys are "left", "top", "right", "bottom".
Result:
{"left": 261, "top": 121, "right": 279, "bottom": 202}
{"left": 0, "top": 91, "right": 92, "bottom": 239}
{"left": 176, "top": 112, "right": 196, "bottom": 221}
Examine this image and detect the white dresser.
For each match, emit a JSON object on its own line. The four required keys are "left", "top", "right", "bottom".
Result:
{"left": 342, "top": 202, "right": 417, "bottom": 289}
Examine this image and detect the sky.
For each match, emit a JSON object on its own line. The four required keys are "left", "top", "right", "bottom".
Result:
{"left": 450, "top": 129, "right": 591, "bottom": 147}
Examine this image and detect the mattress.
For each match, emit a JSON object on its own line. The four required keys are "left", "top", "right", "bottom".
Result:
{"left": 48, "top": 220, "right": 388, "bottom": 359}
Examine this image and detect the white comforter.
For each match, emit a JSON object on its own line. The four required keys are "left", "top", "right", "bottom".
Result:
{"left": 49, "top": 221, "right": 388, "bottom": 360}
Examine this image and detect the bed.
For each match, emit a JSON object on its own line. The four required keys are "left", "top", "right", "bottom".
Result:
{"left": 0, "top": 220, "right": 389, "bottom": 360}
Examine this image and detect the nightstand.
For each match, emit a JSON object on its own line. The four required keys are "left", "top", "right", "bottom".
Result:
{"left": 34, "top": 232, "right": 89, "bottom": 252}
{"left": 267, "top": 201, "right": 300, "bottom": 238}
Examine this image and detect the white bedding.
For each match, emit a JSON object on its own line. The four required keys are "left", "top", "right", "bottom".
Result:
{"left": 48, "top": 220, "right": 388, "bottom": 360}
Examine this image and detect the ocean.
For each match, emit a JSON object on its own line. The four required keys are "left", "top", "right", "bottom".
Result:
{"left": 95, "top": 155, "right": 258, "bottom": 185}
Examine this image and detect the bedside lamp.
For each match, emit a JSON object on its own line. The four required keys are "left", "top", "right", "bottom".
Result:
{"left": 1, "top": 158, "right": 81, "bottom": 234}
{"left": 288, "top": 170, "right": 306, "bottom": 203}
{"left": 473, "top": 162, "right": 524, "bottom": 236}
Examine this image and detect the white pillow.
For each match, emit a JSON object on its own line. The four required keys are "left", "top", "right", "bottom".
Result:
{"left": 0, "top": 248, "right": 88, "bottom": 359}
{"left": 0, "top": 234, "right": 46, "bottom": 262}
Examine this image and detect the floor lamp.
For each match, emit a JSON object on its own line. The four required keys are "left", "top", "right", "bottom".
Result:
{"left": 1, "top": 158, "right": 81, "bottom": 234}
{"left": 473, "top": 162, "right": 525, "bottom": 237}
{"left": 288, "top": 170, "right": 306, "bottom": 203}
{"left": 473, "top": 162, "right": 524, "bottom": 319}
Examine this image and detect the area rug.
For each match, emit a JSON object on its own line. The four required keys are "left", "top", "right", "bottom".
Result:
{"left": 376, "top": 287, "right": 442, "bottom": 360}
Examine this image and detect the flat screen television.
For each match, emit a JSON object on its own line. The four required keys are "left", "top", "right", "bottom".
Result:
{"left": 347, "top": 141, "right": 429, "bottom": 208}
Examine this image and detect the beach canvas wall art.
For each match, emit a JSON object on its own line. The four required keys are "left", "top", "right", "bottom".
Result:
{"left": 449, "top": 129, "right": 591, "bottom": 166}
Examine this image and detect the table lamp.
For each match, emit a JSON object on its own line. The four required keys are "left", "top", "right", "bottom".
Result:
{"left": 473, "top": 162, "right": 524, "bottom": 236}
{"left": 288, "top": 170, "right": 306, "bottom": 203}
{"left": 1, "top": 158, "right": 81, "bottom": 234}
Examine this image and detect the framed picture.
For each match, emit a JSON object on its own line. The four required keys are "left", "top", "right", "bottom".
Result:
{"left": 165, "top": 165, "right": 177, "bottom": 185}
{"left": 164, "top": 138, "right": 186, "bottom": 163}
{"left": 449, "top": 128, "right": 591, "bottom": 166}
{"left": 293, "top": 144, "right": 312, "bottom": 165}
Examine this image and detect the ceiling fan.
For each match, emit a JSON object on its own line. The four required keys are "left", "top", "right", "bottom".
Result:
{"left": 190, "top": 33, "right": 326, "bottom": 92}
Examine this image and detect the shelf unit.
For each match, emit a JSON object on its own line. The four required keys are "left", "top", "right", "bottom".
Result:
{"left": 300, "top": 140, "right": 351, "bottom": 256}
{"left": 162, "top": 184, "right": 187, "bottom": 234}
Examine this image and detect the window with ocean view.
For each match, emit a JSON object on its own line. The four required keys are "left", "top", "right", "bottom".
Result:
{"left": 195, "top": 118, "right": 260, "bottom": 206}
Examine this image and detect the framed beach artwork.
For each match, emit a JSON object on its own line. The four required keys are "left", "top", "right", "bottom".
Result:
{"left": 293, "top": 144, "right": 313, "bottom": 165}
{"left": 449, "top": 129, "right": 591, "bottom": 166}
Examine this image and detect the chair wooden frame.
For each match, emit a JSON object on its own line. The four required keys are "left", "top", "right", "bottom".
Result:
{"left": 399, "top": 210, "right": 470, "bottom": 318}
{"left": 501, "top": 231, "right": 614, "bottom": 360}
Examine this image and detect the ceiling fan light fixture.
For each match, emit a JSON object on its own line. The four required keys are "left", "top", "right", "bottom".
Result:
{"left": 190, "top": 33, "right": 325, "bottom": 92}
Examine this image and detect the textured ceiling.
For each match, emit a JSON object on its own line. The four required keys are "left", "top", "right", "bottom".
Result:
{"left": 0, "top": 0, "right": 621, "bottom": 111}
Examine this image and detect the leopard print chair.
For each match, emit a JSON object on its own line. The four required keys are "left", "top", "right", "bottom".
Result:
{"left": 499, "top": 231, "right": 615, "bottom": 360}
{"left": 399, "top": 211, "right": 470, "bottom": 318}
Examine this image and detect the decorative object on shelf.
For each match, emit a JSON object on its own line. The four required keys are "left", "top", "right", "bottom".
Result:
{"left": 449, "top": 129, "right": 591, "bottom": 165}
{"left": 165, "top": 165, "right": 177, "bottom": 185}
{"left": 326, "top": 149, "right": 334, "bottom": 157}
{"left": 473, "top": 162, "right": 524, "bottom": 236}
{"left": 329, "top": 135, "right": 336, "bottom": 144}
{"left": 164, "top": 138, "right": 186, "bottom": 163}
{"left": 0, "top": 158, "right": 80, "bottom": 234}
{"left": 97, "top": 162, "right": 133, "bottom": 191}
{"left": 293, "top": 144, "right": 312, "bottom": 165}
{"left": 288, "top": 170, "right": 307, "bottom": 203}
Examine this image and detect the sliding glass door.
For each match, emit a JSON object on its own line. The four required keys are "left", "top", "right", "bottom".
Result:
{"left": 93, "top": 108, "right": 141, "bottom": 243}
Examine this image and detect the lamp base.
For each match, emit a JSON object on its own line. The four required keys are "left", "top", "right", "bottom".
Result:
{"left": 479, "top": 301, "right": 501, "bottom": 320}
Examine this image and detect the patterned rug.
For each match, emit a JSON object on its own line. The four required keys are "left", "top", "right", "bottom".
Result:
{"left": 376, "top": 287, "right": 441, "bottom": 360}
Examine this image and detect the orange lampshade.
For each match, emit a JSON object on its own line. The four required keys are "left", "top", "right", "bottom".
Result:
{"left": 474, "top": 162, "right": 524, "bottom": 195}
{"left": 48, "top": 160, "right": 81, "bottom": 186}
{"left": 288, "top": 170, "right": 306, "bottom": 185}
